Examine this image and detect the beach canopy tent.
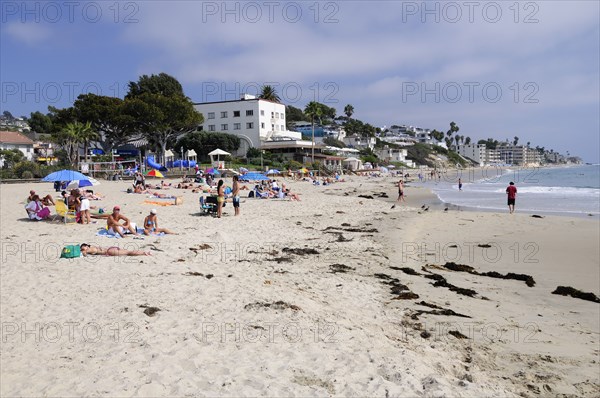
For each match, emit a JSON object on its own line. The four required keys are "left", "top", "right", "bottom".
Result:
{"left": 42, "top": 170, "right": 91, "bottom": 182}
{"left": 208, "top": 148, "right": 230, "bottom": 168}
{"left": 342, "top": 157, "right": 362, "bottom": 171}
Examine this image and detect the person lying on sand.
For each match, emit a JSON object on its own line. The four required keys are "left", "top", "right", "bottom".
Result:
{"left": 80, "top": 243, "right": 151, "bottom": 256}
{"left": 28, "top": 190, "right": 55, "bottom": 206}
{"left": 143, "top": 209, "right": 177, "bottom": 235}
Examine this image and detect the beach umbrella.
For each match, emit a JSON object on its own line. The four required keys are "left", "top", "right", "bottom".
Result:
{"left": 67, "top": 177, "right": 100, "bottom": 189}
{"left": 146, "top": 169, "right": 164, "bottom": 178}
{"left": 299, "top": 168, "right": 309, "bottom": 173}
{"left": 387, "top": 165, "right": 396, "bottom": 169}
{"left": 241, "top": 172, "right": 268, "bottom": 181}
{"left": 380, "top": 166, "right": 389, "bottom": 173}
{"left": 204, "top": 167, "right": 220, "bottom": 175}
{"left": 266, "top": 169, "right": 280, "bottom": 175}
{"left": 239, "top": 167, "right": 249, "bottom": 173}
{"left": 42, "top": 169, "right": 91, "bottom": 182}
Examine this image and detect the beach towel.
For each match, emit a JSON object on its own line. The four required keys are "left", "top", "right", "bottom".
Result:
{"left": 96, "top": 228, "right": 164, "bottom": 238}
{"left": 143, "top": 200, "right": 173, "bottom": 207}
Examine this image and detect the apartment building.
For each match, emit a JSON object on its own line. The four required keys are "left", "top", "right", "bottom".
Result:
{"left": 194, "top": 94, "right": 301, "bottom": 156}
{"left": 457, "top": 143, "right": 487, "bottom": 166}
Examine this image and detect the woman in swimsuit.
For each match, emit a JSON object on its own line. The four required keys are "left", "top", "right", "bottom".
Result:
{"left": 79, "top": 243, "right": 152, "bottom": 256}
{"left": 216, "top": 179, "right": 225, "bottom": 218}
{"left": 143, "top": 209, "right": 176, "bottom": 235}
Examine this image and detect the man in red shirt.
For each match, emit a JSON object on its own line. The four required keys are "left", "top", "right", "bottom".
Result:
{"left": 506, "top": 182, "right": 517, "bottom": 214}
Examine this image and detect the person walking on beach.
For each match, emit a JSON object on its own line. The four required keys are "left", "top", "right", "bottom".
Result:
{"left": 506, "top": 181, "right": 517, "bottom": 214}
{"left": 458, "top": 178, "right": 463, "bottom": 191}
{"left": 397, "top": 180, "right": 406, "bottom": 203}
{"left": 232, "top": 175, "right": 240, "bottom": 216}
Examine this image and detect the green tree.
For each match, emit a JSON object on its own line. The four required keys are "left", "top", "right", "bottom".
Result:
{"left": 258, "top": 85, "right": 281, "bottom": 103}
{"left": 73, "top": 93, "right": 136, "bottom": 153}
{"left": 344, "top": 104, "right": 354, "bottom": 119}
{"left": 28, "top": 111, "right": 53, "bottom": 136}
{"left": 175, "top": 131, "right": 241, "bottom": 162}
{"left": 285, "top": 105, "right": 305, "bottom": 125}
{"left": 304, "top": 101, "right": 323, "bottom": 162}
{"left": 52, "top": 121, "right": 91, "bottom": 167}
{"left": 125, "top": 74, "right": 203, "bottom": 164}
{"left": 465, "top": 136, "right": 471, "bottom": 145}
{"left": 77, "top": 121, "right": 99, "bottom": 163}
{"left": 430, "top": 129, "right": 444, "bottom": 142}
{"left": 0, "top": 149, "right": 26, "bottom": 169}
{"left": 126, "top": 73, "right": 185, "bottom": 98}
{"left": 513, "top": 136, "right": 519, "bottom": 146}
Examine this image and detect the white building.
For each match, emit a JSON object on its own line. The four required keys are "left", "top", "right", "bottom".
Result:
{"left": 194, "top": 94, "right": 301, "bottom": 156}
{"left": 0, "top": 131, "right": 34, "bottom": 166}
{"left": 457, "top": 143, "right": 487, "bottom": 166}
{"left": 343, "top": 135, "right": 376, "bottom": 150}
{"left": 376, "top": 146, "right": 409, "bottom": 163}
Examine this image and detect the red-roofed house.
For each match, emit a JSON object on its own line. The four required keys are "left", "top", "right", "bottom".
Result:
{"left": 0, "top": 131, "right": 35, "bottom": 162}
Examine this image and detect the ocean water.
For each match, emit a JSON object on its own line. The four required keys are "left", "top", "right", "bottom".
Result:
{"left": 425, "top": 164, "right": 600, "bottom": 216}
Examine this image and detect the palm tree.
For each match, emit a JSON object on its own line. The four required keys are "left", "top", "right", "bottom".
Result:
{"left": 258, "top": 85, "right": 281, "bottom": 103}
{"left": 304, "top": 101, "right": 323, "bottom": 163}
{"left": 344, "top": 104, "right": 354, "bottom": 119}
{"left": 513, "top": 136, "right": 519, "bottom": 146}
{"left": 78, "top": 121, "right": 99, "bottom": 163}
{"left": 465, "top": 136, "right": 471, "bottom": 145}
{"left": 52, "top": 122, "right": 81, "bottom": 167}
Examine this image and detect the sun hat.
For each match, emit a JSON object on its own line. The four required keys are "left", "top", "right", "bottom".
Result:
{"left": 150, "top": 209, "right": 157, "bottom": 214}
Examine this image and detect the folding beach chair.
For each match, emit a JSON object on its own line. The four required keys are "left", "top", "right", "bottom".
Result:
{"left": 55, "top": 201, "right": 77, "bottom": 224}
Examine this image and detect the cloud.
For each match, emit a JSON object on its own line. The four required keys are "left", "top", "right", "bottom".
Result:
{"left": 3, "top": 22, "right": 52, "bottom": 45}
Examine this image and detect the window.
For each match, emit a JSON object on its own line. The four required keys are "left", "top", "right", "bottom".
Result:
{"left": 208, "top": 125, "right": 215, "bottom": 132}
{"left": 208, "top": 112, "right": 215, "bottom": 119}
{"left": 221, "top": 111, "right": 228, "bottom": 118}
{"left": 221, "top": 124, "right": 228, "bottom": 130}
{"left": 280, "top": 125, "right": 285, "bottom": 131}
{"left": 233, "top": 111, "right": 240, "bottom": 117}
{"left": 260, "top": 110, "right": 264, "bottom": 116}
{"left": 234, "top": 123, "right": 241, "bottom": 130}
{"left": 271, "top": 112, "right": 274, "bottom": 118}
{"left": 275, "top": 112, "right": 279, "bottom": 118}
{"left": 246, "top": 110, "right": 254, "bottom": 116}
{"left": 261, "top": 122, "right": 265, "bottom": 129}
{"left": 246, "top": 122, "right": 254, "bottom": 129}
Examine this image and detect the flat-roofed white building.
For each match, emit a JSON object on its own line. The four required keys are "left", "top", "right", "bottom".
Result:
{"left": 194, "top": 94, "right": 301, "bottom": 156}
{"left": 457, "top": 143, "right": 487, "bottom": 166}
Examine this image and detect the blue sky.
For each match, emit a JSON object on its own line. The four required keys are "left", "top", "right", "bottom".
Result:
{"left": 2, "top": 1, "right": 599, "bottom": 162}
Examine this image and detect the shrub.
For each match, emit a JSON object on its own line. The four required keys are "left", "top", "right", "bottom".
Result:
{"left": 22, "top": 171, "right": 34, "bottom": 179}
{"left": 14, "top": 161, "right": 40, "bottom": 178}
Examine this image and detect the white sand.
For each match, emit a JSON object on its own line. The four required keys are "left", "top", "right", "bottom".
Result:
{"left": 1, "top": 176, "right": 598, "bottom": 396}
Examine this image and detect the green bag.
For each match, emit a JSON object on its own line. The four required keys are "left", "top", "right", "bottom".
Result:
{"left": 61, "top": 245, "right": 81, "bottom": 259}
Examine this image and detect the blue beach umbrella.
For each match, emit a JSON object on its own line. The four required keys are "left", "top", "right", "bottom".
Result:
{"left": 42, "top": 170, "right": 91, "bottom": 182}
{"left": 240, "top": 172, "right": 268, "bottom": 181}
{"left": 266, "top": 169, "right": 280, "bottom": 175}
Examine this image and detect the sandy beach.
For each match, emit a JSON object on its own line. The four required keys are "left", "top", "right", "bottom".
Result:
{"left": 1, "top": 176, "right": 598, "bottom": 397}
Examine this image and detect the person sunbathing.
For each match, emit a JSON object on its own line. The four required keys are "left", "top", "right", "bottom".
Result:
{"left": 80, "top": 243, "right": 151, "bottom": 256}
{"left": 28, "top": 190, "right": 55, "bottom": 206}
{"left": 107, "top": 206, "right": 139, "bottom": 237}
{"left": 143, "top": 209, "right": 176, "bottom": 235}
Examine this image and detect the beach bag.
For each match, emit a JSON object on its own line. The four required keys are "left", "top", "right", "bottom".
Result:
{"left": 248, "top": 191, "right": 254, "bottom": 198}
{"left": 37, "top": 206, "right": 51, "bottom": 219}
{"left": 61, "top": 245, "right": 81, "bottom": 258}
